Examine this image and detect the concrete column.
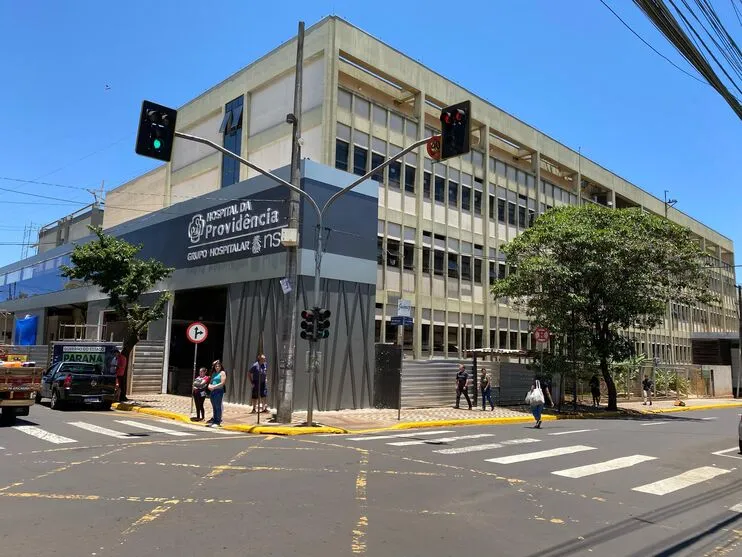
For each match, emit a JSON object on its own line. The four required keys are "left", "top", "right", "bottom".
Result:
{"left": 482, "top": 125, "right": 492, "bottom": 348}
{"left": 322, "top": 19, "right": 339, "bottom": 168}
{"left": 413, "top": 90, "right": 426, "bottom": 360}
{"left": 161, "top": 295, "right": 174, "bottom": 394}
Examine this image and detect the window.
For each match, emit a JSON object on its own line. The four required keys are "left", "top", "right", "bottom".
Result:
{"left": 353, "top": 146, "right": 368, "bottom": 176}
{"left": 338, "top": 89, "right": 352, "bottom": 111}
{"left": 447, "top": 253, "right": 459, "bottom": 278}
{"left": 406, "top": 120, "right": 418, "bottom": 139}
{"left": 387, "top": 239, "right": 400, "bottom": 267}
{"left": 498, "top": 263, "right": 506, "bottom": 279}
{"left": 354, "top": 97, "right": 370, "bottom": 119}
{"left": 434, "top": 176, "right": 445, "bottom": 202}
{"left": 422, "top": 247, "right": 431, "bottom": 273}
{"left": 498, "top": 199, "right": 506, "bottom": 223}
{"left": 221, "top": 96, "right": 243, "bottom": 188}
{"left": 461, "top": 255, "right": 471, "bottom": 281}
{"left": 461, "top": 186, "right": 471, "bottom": 211}
{"left": 472, "top": 150, "right": 483, "bottom": 168}
{"left": 474, "top": 258, "right": 482, "bottom": 284}
{"left": 518, "top": 205, "right": 526, "bottom": 228}
{"left": 404, "top": 165, "right": 416, "bottom": 193}
{"left": 528, "top": 209, "right": 535, "bottom": 227}
{"left": 434, "top": 250, "right": 445, "bottom": 275}
{"left": 489, "top": 195, "right": 496, "bottom": 220}
{"left": 335, "top": 140, "right": 349, "bottom": 171}
{"left": 423, "top": 172, "right": 431, "bottom": 199}
{"left": 508, "top": 202, "right": 516, "bottom": 225}
{"left": 372, "top": 104, "right": 386, "bottom": 125}
{"left": 403, "top": 243, "right": 414, "bottom": 269}
{"left": 390, "top": 113, "right": 404, "bottom": 133}
{"left": 448, "top": 181, "right": 458, "bottom": 207}
{"left": 473, "top": 190, "right": 482, "bottom": 214}
{"left": 389, "top": 161, "right": 402, "bottom": 189}
{"left": 489, "top": 262, "right": 496, "bottom": 285}
{"left": 371, "top": 152, "right": 384, "bottom": 183}
{"left": 377, "top": 237, "right": 384, "bottom": 264}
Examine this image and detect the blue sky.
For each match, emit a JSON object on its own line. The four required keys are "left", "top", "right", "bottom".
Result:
{"left": 0, "top": 0, "right": 740, "bottom": 270}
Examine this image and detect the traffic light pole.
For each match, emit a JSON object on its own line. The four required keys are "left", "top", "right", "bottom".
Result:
{"left": 173, "top": 129, "right": 431, "bottom": 424}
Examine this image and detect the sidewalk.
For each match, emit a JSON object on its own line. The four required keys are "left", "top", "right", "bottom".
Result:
{"left": 112, "top": 393, "right": 742, "bottom": 434}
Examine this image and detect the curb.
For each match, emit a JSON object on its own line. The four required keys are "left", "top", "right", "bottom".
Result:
{"left": 641, "top": 402, "right": 742, "bottom": 414}
{"left": 348, "top": 415, "right": 557, "bottom": 434}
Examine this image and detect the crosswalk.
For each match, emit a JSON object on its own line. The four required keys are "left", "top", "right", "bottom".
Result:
{"left": 343, "top": 428, "right": 736, "bottom": 500}
{"left": 2, "top": 418, "right": 238, "bottom": 449}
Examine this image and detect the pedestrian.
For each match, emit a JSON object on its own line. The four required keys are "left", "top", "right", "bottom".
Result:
{"left": 249, "top": 354, "right": 269, "bottom": 413}
{"left": 207, "top": 360, "right": 227, "bottom": 427}
{"left": 538, "top": 374, "right": 554, "bottom": 407}
{"left": 454, "top": 364, "right": 472, "bottom": 409}
{"left": 642, "top": 374, "right": 654, "bottom": 406}
{"left": 191, "top": 367, "right": 210, "bottom": 422}
{"left": 112, "top": 349, "right": 128, "bottom": 402}
{"left": 527, "top": 378, "right": 546, "bottom": 428}
{"left": 589, "top": 373, "right": 601, "bottom": 408}
{"left": 480, "top": 368, "right": 494, "bottom": 411}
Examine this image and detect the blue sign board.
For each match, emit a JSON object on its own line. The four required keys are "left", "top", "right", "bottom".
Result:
{"left": 390, "top": 316, "right": 413, "bottom": 327}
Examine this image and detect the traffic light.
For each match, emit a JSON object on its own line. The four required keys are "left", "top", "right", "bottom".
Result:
{"left": 314, "top": 308, "right": 331, "bottom": 339}
{"left": 439, "top": 100, "right": 471, "bottom": 161}
{"left": 300, "top": 308, "right": 316, "bottom": 341}
{"left": 135, "top": 100, "right": 178, "bottom": 162}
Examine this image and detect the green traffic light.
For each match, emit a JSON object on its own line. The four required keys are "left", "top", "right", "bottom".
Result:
{"left": 153, "top": 138, "right": 162, "bottom": 150}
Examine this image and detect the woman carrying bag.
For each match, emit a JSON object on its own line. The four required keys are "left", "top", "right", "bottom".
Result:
{"left": 526, "top": 379, "right": 546, "bottom": 429}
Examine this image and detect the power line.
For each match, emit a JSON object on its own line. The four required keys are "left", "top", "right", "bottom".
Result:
{"left": 0, "top": 176, "right": 94, "bottom": 191}
{"left": 599, "top": 0, "right": 708, "bottom": 83}
{"left": 31, "top": 135, "right": 129, "bottom": 182}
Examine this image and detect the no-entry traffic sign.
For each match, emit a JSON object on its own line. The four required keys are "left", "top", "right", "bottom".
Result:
{"left": 533, "top": 326, "right": 550, "bottom": 343}
{"left": 186, "top": 322, "right": 209, "bottom": 344}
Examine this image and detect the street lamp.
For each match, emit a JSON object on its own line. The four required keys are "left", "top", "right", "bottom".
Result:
{"left": 664, "top": 190, "right": 677, "bottom": 219}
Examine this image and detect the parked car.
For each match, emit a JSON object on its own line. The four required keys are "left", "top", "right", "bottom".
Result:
{"left": 36, "top": 362, "right": 116, "bottom": 410}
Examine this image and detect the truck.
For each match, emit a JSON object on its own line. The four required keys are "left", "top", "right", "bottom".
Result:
{"left": 36, "top": 361, "right": 117, "bottom": 410}
{"left": 0, "top": 361, "right": 43, "bottom": 424}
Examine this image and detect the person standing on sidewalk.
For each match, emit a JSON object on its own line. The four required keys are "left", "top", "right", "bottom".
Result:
{"left": 454, "top": 364, "right": 472, "bottom": 410}
{"left": 192, "top": 367, "right": 210, "bottom": 422}
{"left": 589, "top": 373, "right": 601, "bottom": 408}
{"left": 207, "top": 360, "right": 227, "bottom": 428}
{"left": 480, "top": 368, "right": 494, "bottom": 411}
{"left": 249, "top": 354, "right": 268, "bottom": 413}
{"left": 642, "top": 375, "right": 654, "bottom": 406}
{"left": 113, "top": 349, "right": 128, "bottom": 402}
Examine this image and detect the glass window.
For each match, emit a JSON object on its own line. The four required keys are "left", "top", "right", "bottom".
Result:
{"left": 488, "top": 195, "right": 496, "bottom": 220}
{"left": 354, "top": 97, "right": 370, "bottom": 119}
{"left": 371, "top": 152, "right": 384, "bottom": 183}
{"left": 474, "top": 258, "right": 482, "bottom": 284}
{"left": 461, "top": 255, "right": 472, "bottom": 281}
{"left": 508, "top": 202, "right": 516, "bottom": 225}
{"left": 406, "top": 120, "right": 418, "bottom": 139}
{"left": 498, "top": 198, "right": 506, "bottom": 223}
{"left": 337, "top": 122, "right": 351, "bottom": 141}
{"left": 335, "top": 139, "right": 349, "bottom": 171}
{"left": 387, "top": 239, "right": 400, "bottom": 267}
{"left": 472, "top": 150, "right": 483, "bottom": 168}
{"left": 422, "top": 247, "right": 431, "bottom": 273}
{"left": 403, "top": 243, "right": 414, "bottom": 269}
{"left": 528, "top": 209, "right": 535, "bottom": 227}
{"left": 423, "top": 172, "right": 432, "bottom": 199}
{"left": 434, "top": 250, "right": 445, "bottom": 275}
{"left": 473, "top": 190, "right": 482, "bottom": 214}
{"left": 389, "top": 161, "right": 402, "bottom": 189}
{"left": 372, "top": 104, "right": 386, "bottom": 125}
{"left": 404, "top": 165, "right": 416, "bottom": 193}
{"left": 498, "top": 263, "right": 506, "bottom": 279}
{"left": 338, "top": 89, "right": 352, "bottom": 111}
{"left": 434, "top": 176, "right": 445, "bottom": 202}
{"left": 496, "top": 160, "right": 506, "bottom": 179}
{"left": 518, "top": 205, "right": 526, "bottom": 228}
{"left": 448, "top": 181, "right": 458, "bottom": 207}
{"left": 221, "top": 95, "right": 243, "bottom": 188}
{"left": 377, "top": 237, "right": 384, "bottom": 264}
{"left": 390, "top": 113, "right": 403, "bottom": 133}
{"left": 507, "top": 165, "right": 516, "bottom": 183}
{"left": 461, "top": 186, "right": 471, "bottom": 211}
{"left": 489, "top": 261, "right": 496, "bottom": 285}
{"left": 447, "top": 253, "right": 459, "bottom": 278}
{"left": 353, "top": 146, "right": 368, "bottom": 176}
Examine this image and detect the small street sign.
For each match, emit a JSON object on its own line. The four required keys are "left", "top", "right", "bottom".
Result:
{"left": 533, "top": 326, "right": 550, "bottom": 344}
{"left": 391, "top": 315, "right": 413, "bottom": 327}
{"left": 426, "top": 135, "right": 442, "bottom": 160}
{"left": 397, "top": 299, "right": 412, "bottom": 318}
{"left": 186, "top": 322, "right": 209, "bottom": 344}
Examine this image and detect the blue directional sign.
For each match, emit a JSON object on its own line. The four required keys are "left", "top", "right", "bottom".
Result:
{"left": 390, "top": 316, "right": 413, "bottom": 327}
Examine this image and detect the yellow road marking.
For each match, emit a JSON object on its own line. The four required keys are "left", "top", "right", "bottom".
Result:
{"left": 122, "top": 501, "right": 179, "bottom": 535}
{"left": 352, "top": 450, "right": 369, "bottom": 554}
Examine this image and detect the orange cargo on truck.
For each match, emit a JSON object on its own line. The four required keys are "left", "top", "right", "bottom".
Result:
{"left": 0, "top": 362, "right": 43, "bottom": 424}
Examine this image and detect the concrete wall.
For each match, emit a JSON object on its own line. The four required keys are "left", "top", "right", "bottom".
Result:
{"left": 707, "top": 365, "right": 734, "bottom": 397}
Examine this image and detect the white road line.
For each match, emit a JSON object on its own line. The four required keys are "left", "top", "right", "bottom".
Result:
{"left": 632, "top": 466, "right": 732, "bottom": 495}
{"left": 68, "top": 422, "right": 132, "bottom": 439}
{"left": 486, "top": 445, "right": 596, "bottom": 465}
{"left": 552, "top": 455, "right": 657, "bottom": 478}
{"left": 155, "top": 419, "right": 235, "bottom": 435}
{"left": 730, "top": 503, "right": 742, "bottom": 513}
{"left": 388, "top": 433, "right": 495, "bottom": 447}
{"left": 641, "top": 422, "right": 669, "bottom": 426}
{"left": 548, "top": 429, "right": 596, "bottom": 436}
{"left": 115, "top": 420, "right": 195, "bottom": 437}
{"left": 700, "top": 417, "right": 718, "bottom": 421}
{"left": 434, "top": 438, "right": 540, "bottom": 455}
{"left": 348, "top": 430, "right": 454, "bottom": 441}
{"left": 711, "top": 447, "right": 740, "bottom": 456}
{"left": 13, "top": 425, "right": 77, "bottom": 445}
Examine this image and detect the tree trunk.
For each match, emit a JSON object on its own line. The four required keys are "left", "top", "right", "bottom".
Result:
{"left": 600, "top": 357, "right": 618, "bottom": 411}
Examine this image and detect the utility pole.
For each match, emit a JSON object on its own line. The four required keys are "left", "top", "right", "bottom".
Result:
{"left": 276, "top": 21, "right": 304, "bottom": 424}
{"left": 736, "top": 285, "right": 741, "bottom": 398}
{"left": 663, "top": 190, "right": 678, "bottom": 366}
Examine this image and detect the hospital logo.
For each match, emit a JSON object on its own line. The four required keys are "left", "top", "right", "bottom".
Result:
{"left": 188, "top": 214, "right": 206, "bottom": 243}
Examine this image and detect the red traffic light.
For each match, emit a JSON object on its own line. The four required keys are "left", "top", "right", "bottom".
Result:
{"left": 301, "top": 309, "right": 315, "bottom": 320}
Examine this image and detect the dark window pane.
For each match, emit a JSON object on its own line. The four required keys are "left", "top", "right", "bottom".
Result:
{"left": 353, "top": 146, "right": 368, "bottom": 176}
{"left": 518, "top": 205, "right": 526, "bottom": 228}
{"left": 489, "top": 195, "right": 496, "bottom": 221}
{"left": 461, "top": 255, "right": 471, "bottom": 281}
{"left": 510, "top": 332, "right": 518, "bottom": 349}
{"left": 434, "top": 176, "right": 445, "bottom": 202}
{"left": 461, "top": 186, "right": 471, "bottom": 211}
{"left": 221, "top": 96, "right": 243, "bottom": 188}
{"left": 474, "top": 258, "right": 482, "bottom": 284}
{"left": 230, "top": 104, "right": 243, "bottom": 131}
{"left": 403, "top": 243, "right": 414, "bottom": 269}
{"left": 498, "top": 198, "right": 506, "bottom": 222}
{"left": 528, "top": 209, "right": 535, "bottom": 227}
{"left": 377, "top": 237, "right": 384, "bottom": 264}
{"left": 389, "top": 161, "right": 401, "bottom": 189}
{"left": 335, "top": 140, "right": 349, "bottom": 171}
{"left": 448, "top": 181, "right": 458, "bottom": 207}
{"left": 489, "top": 262, "right": 496, "bottom": 285}
{"left": 447, "top": 253, "right": 459, "bottom": 278}
{"left": 404, "top": 165, "right": 416, "bottom": 193}
{"left": 422, "top": 247, "right": 431, "bottom": 273}
{"left": 498, "top": 263, "right": 506, "bottom": 280}
{"left": 387, "top": 239, "right": 400, "bottom": 267}
{"left": 508, "top": 202, "right": 516, "bottom": 225}
{"left": 371, "top": 152, "right": 384, "bottom": 183}
{"left": 434, "top": 250, "right": 444, "bottom": 275}
{"left": 473, "top": 190, "right": 482, "bottom": 214}
{"left": 423, "top": 172, "right": 431, "bottom": 199}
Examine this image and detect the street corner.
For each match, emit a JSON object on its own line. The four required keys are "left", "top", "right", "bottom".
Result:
{"left": 111, "top": 402, "right": 196, "bottom": 425}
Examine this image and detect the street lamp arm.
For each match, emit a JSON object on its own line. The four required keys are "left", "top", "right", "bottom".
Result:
{"left": 173, "top": 131, "right": 322, "bottom": 219}
{"left": 321, "top": 137, "right": 432, "bottom": 216}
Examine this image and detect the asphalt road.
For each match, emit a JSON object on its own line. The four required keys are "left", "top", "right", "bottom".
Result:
{"left": 1, "top": 404, "right": 741, "bottom": 557}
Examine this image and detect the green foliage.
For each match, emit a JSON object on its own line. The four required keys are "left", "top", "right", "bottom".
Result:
{"left": 491, "top": 205, "right": 713, "bottom": 410}
{"left": 610, "top": 353, "right": 648, "bottom": 397}
{"left": 60, "top": 226, "right": 174, "bottom": 353}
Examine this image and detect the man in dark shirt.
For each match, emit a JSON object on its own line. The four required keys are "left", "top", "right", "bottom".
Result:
{"left": 250, "top": 354, "right": 268, "bottom": 413}
{"left": 454, "top": 364, "right": 472, "bottom": 409}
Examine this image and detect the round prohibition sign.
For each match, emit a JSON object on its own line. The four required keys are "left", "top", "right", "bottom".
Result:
{"left": 186, "top": 321, "right": 209, "bottom": 344}
{"left": 426, "top": 135, "right": 442, "bottom": 160}
{"left": 533, "top": 327, "right": 550, "bottom": 343}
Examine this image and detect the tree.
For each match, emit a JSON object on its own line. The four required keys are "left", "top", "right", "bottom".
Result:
{"left": 491, "top": 205, "right": 713, "bottom": 411}
{"left": 60, "top": 226, "right": 174, "bottom": 365}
